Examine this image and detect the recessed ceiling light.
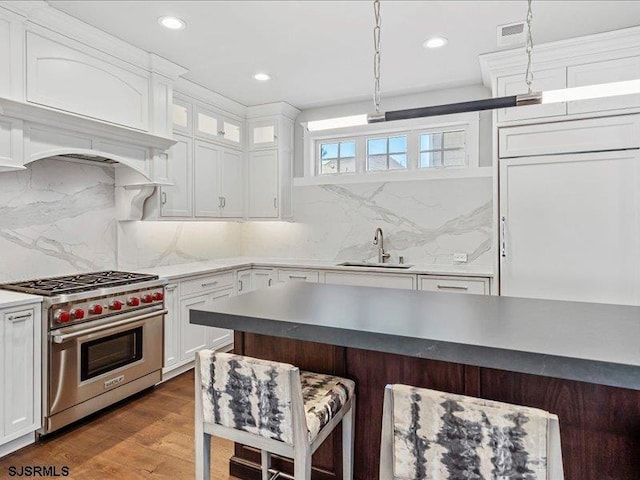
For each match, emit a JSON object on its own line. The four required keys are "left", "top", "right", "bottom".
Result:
{"left": 158, "top": 16, "right": 186, "bottom": 30}
{"left": 424, "top": 36, "right": 448, "bottom": 49}
{"left": 253, "top": 73, "right": 271, "bottom": 81}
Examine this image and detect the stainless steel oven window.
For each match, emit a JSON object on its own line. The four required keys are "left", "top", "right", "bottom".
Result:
{"left": 80, "top": 326, "right": 143, "bottom": 381}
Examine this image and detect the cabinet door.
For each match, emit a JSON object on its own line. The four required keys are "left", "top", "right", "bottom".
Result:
{"left": 172, "top": 97, "right": 193, "bottom": 135}
{"left": 497, "top": 67, "right": 567, "bottom": 122}
{"left": 249, "top": 150, "right": 278, "bottom": 218}
{"left": 324, "top": 272, "right": 415, "bottom": 290}
{"left": 2, "top": 308, "right": 35, "bottom": 437}
{"left": 179, "top": 294, "right": 212, "bottom": 362}
{"left": 161, "top": 134, "right": 193, "bottom": 217}
{"left": 220, "top": 148, "right": 244, "bottom": 218}
{"left": 219, "top": 115, "right": 243, "bottom": 147}
{"left": 500, "top": 150, "right": 640, "bottom": 305}
{"left": 568, "top": 56, "right": 640, "bottom": 115}
{"left": 418, "top": 276, "right": 488, "bottom": 295}
{"left": 249, "top": 120, "right": 278, "bottom": 149}
{"left": 163, "top": 283, "right": 179, "bottom": 369}
{"left": 237, "top": 270, "right": 253, "bottom": 294}
{"left": 194, "top": 140, "right": 222, "bottom": 217}
{"left": 251, "top": 269, "right": 275, "bottom": 290}
{"left": 277, "top": 269, "right": 320, "bottom": 284}
{"left": 207, "top": 289, "right": 234, "bottom": 350}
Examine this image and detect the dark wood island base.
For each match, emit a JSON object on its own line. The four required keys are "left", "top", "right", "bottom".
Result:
{"left": 230, "top": 332, "right": 640, "bottom": 480}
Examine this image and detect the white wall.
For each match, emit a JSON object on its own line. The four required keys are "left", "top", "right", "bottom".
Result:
{"left": 0, "top": 158, "right": 117, "bottom": 282}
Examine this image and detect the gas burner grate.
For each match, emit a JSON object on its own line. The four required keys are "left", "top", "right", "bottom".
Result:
{"left": 0, "top": 271, "right": 159, "bottom": 296}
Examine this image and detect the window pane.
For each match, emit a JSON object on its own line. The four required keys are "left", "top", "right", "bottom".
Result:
{"left": 254, "top": 125, "right": 275, "bottom": 144}
{"left": 389, "top": 154, "right": 407, "bottom": 170}
{"left": 197, "top": 113, "right": 218, "bottom": 136}
{"left": 368, "top": 138, "right": 387, "bottom": 155}
{"left": 321, "top": 143, "right": 338, "bottom": 159}
{"left": 321, "top": 159, "right": 338, "bottom": 174}
{"left": 340, "top": 141, "right": 356, "bottom": 158}
{"left": 340, "top": 157, "right": 356, "bottom": 173}
{"left": 420, "top": 151, "right": 442, "bottom": 168}
{"left": 368, "top": 154, "right": 387, "bottom": 171}
{"left": 223, "top": 122, "right": 241, "bottom": 143}
{"left": 443, "top": 130, "right": 465, "bottom": 148}
{"left": 389, "top": 136, "right": 407, "bottom": 153}
{"left": 420, "top": 133, "right": 442, "bottom": 151}
{"left": 443, "top": 149, "right": 466, "bottom": 167}
{"left": 172, "top": 104, "right": 188, "bottom": 127}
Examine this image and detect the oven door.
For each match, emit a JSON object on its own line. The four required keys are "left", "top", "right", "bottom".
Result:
{"left": 48, "top": 308, "right": 165, "bottom": 415}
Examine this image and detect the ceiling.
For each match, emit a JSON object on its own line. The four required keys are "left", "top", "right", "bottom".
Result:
{"left": 48, "top": 1, "right": 640, "bottom": 109}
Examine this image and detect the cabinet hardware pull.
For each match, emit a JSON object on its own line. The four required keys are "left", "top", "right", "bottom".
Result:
{"left": 501, "top": 216, "right": 507, "bottom": 258}
{"left": 201, "top": 281, "right": 218, "bottom": 287}
{"left": 268, "top": 278, "right": 273, "bottom": 286}
{"left": 222, "top": 197, "right": 226, "bottom": 208}
{"left": 289, "top": 275, "right": 307, "bottom": 279}
{"left": 165, "top": 285, "right": 177, "bottom": 292}
{"left": 8, "top": 312, "right": 32, "bottom": 321}
{"left": 238, "top": 280, "right": 243, "bottom": 292}
{"left": 161, "top": 192, "right": 167, "bottom": 205}
{"left": 273, "top": 197, "right": 277, "bottom": 209}
{"left": 219, "top": 197, "right": 224, "bottom": 208}
{"left": 436, "top": 285, "right": 469, "bottom": 291}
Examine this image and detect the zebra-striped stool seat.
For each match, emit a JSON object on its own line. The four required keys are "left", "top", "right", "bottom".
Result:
{"left": 380, "top": 384, "right": 564, "bottom": 480}
{"left": 301, "top": 371, "right": 355, "bottom": 441}
{"left": 195, "top": 350, "right": 356, "bottom": 480}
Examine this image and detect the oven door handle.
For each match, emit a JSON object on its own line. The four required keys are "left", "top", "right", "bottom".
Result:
{"left": 51, "top": 309, "right": 168, "bottom": 344}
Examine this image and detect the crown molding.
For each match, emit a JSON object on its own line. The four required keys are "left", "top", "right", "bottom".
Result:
{"left": 174, "top": 78, "right": 247, "bottom": 119}
{"left": 479, "top": 25, "right": 640, "bottom": 88}
{"left": 246, "top": 102, "right": 301, "bottom": 120}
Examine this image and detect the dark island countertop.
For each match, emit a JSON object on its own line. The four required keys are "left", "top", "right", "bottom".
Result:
{"left": 190, "top": 282, "right": 640, "bottom": 390}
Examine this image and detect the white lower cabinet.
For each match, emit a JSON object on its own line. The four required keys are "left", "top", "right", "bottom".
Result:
{"left": 236, "top": 269, "right": 252, "bottom": 294}
{"left": 324, "top": 271, "right": 415, "bottom": 290}
{"left": 251, "top": 268, "right": 276, "bottom": 290}
{"left": 0, "top": 303, "right": 41, "bottom": 456}
{"left": 162, "top": 273, "right": 235, "bottom": 378}
{"left": 277, "top": 269, "right": 320, "bottom": 284}
{"left": 418, "top": 276, "right": 489, "bottom": 295}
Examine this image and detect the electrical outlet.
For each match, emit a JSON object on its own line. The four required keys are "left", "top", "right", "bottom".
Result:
{"left": 453, "top": 253, "right": 468, "bottom": 263}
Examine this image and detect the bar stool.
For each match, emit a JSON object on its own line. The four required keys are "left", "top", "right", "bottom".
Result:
{"left": 195, "top": 350, "right": 356, "bottom": 480}
{"left": 380, "top": 384, "right": 564, "bottom": 480}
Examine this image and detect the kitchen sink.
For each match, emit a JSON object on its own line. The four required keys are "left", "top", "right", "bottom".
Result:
{"left": 337, "top": 261, "right": 413, "bottom": 269}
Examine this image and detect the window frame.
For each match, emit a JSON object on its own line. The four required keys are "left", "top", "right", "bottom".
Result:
{"left": 366, "top": 134, "right": 409, "bottom": 172}
{"left": 418, "top": 128, "right": 467, "bottom": 169}
{"left": 303, "top": 112, "right": 480, "bottom": 183}
{"left": 317, "top": 138, "right": 358, "bottom": 176}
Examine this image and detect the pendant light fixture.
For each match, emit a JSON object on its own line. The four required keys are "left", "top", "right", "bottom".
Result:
{"left": 308, "top": 0, "right": 640, "bottom": 132}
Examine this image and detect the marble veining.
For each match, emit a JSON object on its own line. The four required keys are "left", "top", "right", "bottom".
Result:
{"left": 0, "top": 159, "right": 117, "bottom": 282}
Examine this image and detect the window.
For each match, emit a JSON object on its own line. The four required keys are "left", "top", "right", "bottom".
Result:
{"left": 319, "top": 141, "right": 356, "bottom": 174}
{"left": 367, "top": 135, "right": 407, "bottom": 171}
{"left": 420, "top": 130, "right": 466, "bottom": 168}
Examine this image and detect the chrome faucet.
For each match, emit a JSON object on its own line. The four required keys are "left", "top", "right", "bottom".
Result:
{"left": 373, "top": 227, "right": 391, "bottom": 263}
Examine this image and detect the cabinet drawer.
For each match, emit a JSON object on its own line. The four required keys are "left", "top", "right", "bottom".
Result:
{"left": 418, "top": 276, "right": 488, "bottom": 295}
{"left": 277, "top": 269, "right": 320, "bottom": 283}
{"left": 499, "top": 115, "right": 640, "bottom": 158}
{"left": 180, "top": 272, "right": 234, "bottom": 297}
{"left": 325, "top": 272, "right": 415, "bottom": 290}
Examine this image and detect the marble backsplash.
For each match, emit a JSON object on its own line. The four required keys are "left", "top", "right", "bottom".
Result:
{"left": 0, "top": 158, "right": 117, "bottom": 282}
{"left": 243, "top": 177, "right": 493, "bottom": 267}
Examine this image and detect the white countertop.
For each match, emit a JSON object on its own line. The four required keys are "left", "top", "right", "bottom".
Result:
{"left": 0, "top": 290, "right": 43, "bottom": 309}
{"left": 133, "top": 256, "right": 494, "bottom": 281}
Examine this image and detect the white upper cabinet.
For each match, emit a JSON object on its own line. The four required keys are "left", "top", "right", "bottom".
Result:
{"left": 25, "top": 32, "right": 150, "bottom": 130}
{"left": 195, "top": 106, "right": 243, "bottom": 148}
{"left": 0, "top": 15, "right": 11, "bottom": 98}
{"left": 567, "top": 56, "right": 640, "bottom": 115}
{"left": 220, "top": 148, "right": 244, "bottom": 217}
{"left": 248, "top": 149, "right": 279, "bottom": 218}
{"left": 172, "top": 97, "right": 193, "bottom": 135}
{"left": 249, "top": 119, "right": 278, "bottom": 149}
{"left": 194, "top": 140, "right": 222, "bottom": 217}
{"left": 161, "top": 134, "right": 193, "bottom": 217}
{"left": 497, "top": 68, "right": 567, "bottom": 123}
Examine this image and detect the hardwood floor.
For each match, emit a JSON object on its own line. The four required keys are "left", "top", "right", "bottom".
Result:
{"left": 0, "top": 370, "right": 236, "bottom": 479}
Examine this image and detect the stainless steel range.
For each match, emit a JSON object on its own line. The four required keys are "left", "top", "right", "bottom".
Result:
{"left": 0, "top": 271, "right": 166, "bottom": 435}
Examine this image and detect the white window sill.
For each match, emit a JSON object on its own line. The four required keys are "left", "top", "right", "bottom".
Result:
{"left": 293, "top": 167, "right": 493, "bottom": 187}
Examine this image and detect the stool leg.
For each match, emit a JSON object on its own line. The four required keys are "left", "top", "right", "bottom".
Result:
{"left": 261, "top": 450, "right": 272, "bottom": 480}
{"left": 342, "top": 397, "right": 355, "bottom": 480}
{"left": 293, "top": 449, "right": 312, "bottom": 480}
{"left": 195, "top": 431, "right": 211, "bottom": 480}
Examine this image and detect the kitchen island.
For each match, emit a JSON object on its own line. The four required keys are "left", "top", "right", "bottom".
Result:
{"left": 191, "top": 282, "right": 640, "bottom": 480}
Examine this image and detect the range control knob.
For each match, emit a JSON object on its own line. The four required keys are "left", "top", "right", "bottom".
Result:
{"left": 141, "top": 294, "right": 153, "bottom": 304}
{"left": 71, "top": 308, "right": 85, "bottom": 320}
{"left": 127, "top": 297, "right": 140, "bottom": 307}
{"left": 89, "top": 304, "right": 103, "bottom": 315}
{"left": 109, "top": 300, "right": 123, "bottom": 311}
{"left": 152, "top": 291, "right": 164, "bottom": 301}
{"left": 55, "top": 310, "right": 70, "bottom": 324}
